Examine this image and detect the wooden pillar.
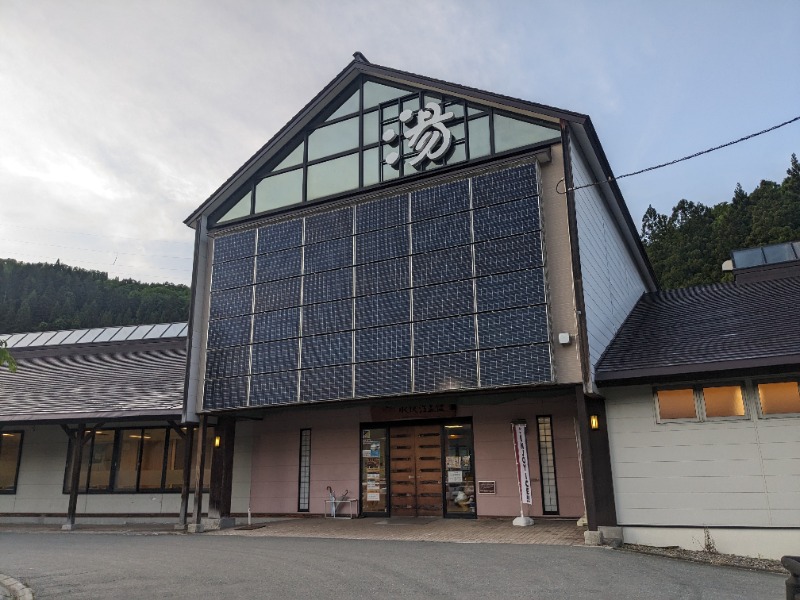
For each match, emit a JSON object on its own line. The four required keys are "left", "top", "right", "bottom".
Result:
{"left": 208, "top": 417, "right": 236, "bottom": 520}
{"left": 178, "top": 425, "right": 195, "bottom": 527}
{"left": 192, "top": 416, "right": 208, "bottom": 526}
{"left": 64, "top": 423, "right": 86, "bottom": 529}
{"left": 575, "top": 387, "right": 618, "bottom": 530}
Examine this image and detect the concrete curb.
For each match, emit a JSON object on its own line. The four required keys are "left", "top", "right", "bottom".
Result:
{"left": 0, "top": 574, "right": 33, "bottom": 600}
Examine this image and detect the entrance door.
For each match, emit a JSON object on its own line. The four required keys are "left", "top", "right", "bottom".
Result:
{"left": 389, "top": 425, "right": 443, "bottom": 516}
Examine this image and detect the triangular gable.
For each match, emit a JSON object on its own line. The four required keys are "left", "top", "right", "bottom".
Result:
{"left": 192, "top": 56, "right": 579, "bottom": 228}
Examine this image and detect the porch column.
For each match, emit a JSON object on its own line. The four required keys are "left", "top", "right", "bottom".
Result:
{"left": 207, "top": 416, "right": 236, "bottom": 525}
{"left": 178, "top": 425, "right": 195, "bottom": 527}
{"left": 191, "top": 415, "right": 208, "bottom": 530}
{"left": 575, "top": 387, "right": 617, "bottom": 530}
{"left": 63, "top": 423, "right": 86, "bottom": 530}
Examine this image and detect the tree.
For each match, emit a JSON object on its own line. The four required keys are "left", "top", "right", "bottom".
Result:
{"left": 0, "top": 339, "right": 16, "bottom": 373}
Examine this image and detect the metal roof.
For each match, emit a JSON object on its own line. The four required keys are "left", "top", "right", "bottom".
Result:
{"left": 594, "top": 276, "right": 800, "bottom": 385}
{"left": 0, "top": 345, "right": 186, "bottom": 422}
{"left": 0, "top": 322, "right": 187, "bottom": 349}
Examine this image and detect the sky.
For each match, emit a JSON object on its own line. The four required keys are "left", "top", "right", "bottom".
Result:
{"left": 1, "top": 0, "right": 798, "bottom": 285}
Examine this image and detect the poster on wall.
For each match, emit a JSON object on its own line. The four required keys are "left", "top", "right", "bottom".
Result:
{"left": 447, "top": 470, "right": 463, "bottom": 484}
{"left": 367, "top": 492, "right": 380, "bottom": 502}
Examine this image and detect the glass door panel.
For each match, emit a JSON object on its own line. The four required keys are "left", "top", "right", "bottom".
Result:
{"left": 360, "top": 428, "right": 388, "bottom": 515}
{"left": 444, "top": 422, "right": 475, "bottom": 516}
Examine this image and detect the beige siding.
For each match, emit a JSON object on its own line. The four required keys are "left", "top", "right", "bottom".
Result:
{"left": 538, "top": 145, "right": 582, "bottom": 384}
{"left": 605, "top": 384, "right": 800, "bottom": 529}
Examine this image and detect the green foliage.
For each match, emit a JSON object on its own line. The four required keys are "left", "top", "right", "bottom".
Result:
{"left": 0, "top": 260, "right": 190, "bottom": 334}
{"left": 642, "top": 154, "right": 800, "bottom": 289}
{"left": 0, "top": 339, "right": 16, "bottom": 373}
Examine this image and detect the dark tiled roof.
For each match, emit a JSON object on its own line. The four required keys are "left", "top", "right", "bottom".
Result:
{"left": 0, "top": 325, "right": 186, "bottom": 422}
{"left": 595, "top": 276, "right": 800, "bottom": 384}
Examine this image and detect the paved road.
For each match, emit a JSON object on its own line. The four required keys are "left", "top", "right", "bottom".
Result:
{"left": 0, "top": 533, "right": 784, "bottom": 599}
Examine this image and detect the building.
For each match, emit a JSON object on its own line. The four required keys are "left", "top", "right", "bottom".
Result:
{"left": 0, "top": 322, "right": 220, "bottom": 526}
{"left": 596, "top": 243, "right": 800, "bottom": 559}
{"left": 182, "top": 53, "right": 656, "bottom": 532}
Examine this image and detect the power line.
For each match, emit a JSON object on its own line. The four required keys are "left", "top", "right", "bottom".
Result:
{"left": 558, "top": 114, "right": 800, "bottom": 194}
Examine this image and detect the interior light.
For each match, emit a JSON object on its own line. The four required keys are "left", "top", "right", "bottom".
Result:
{"left": 214, "top": 435, "right": 221, "bottom": 448}
{"left": 444, "top": 425, "right": 464, "bottom": 429}
{"left": 1, "top": 433, "right": 17, "bottom": 437}
{"left": 589, "top": 415, "right": 600, "bottom": 430}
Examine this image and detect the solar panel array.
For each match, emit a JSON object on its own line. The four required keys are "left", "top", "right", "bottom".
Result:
{"left": 204, "top": 163, "right": 551, "bottom": 409}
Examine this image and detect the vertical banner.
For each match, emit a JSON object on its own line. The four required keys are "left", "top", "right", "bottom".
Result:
{"left": 512, "top": 422, "right": 533, "bottom": 505}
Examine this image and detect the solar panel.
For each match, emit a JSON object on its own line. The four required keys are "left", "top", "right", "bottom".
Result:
{"left": 479, "top": 344, "right": 551, "bottom": 386}
{"left": 356, "top": 195, "right": 407, "bottom": 233}
{"left": 472, "top": 163, "right": 536, "bottom": 207}
{"left": 412, "top": 280, "right": 474, "bottom": 321}
{"left": 204, "top": 162, "right": 552, "bottom": 409}
{"left": 255, "top": 247, "right": 302, "bottom": 282}
{"left": 257, "top": 220, "right": 302, "bottom": 254}
{"left": 475, "top": 268, "right": 545, "bottom": 312}
{"left": 473, "top": 196, "right": 540, "bottom": 241}
{"left": 414, "top": 315, "right": 476, "bottom": 356}
{"left": 411, "top": 212, "right": 471, "bottom": 253}
{"left": 303, "top": 300, "right": 353, "bottom": 336}
{"left": 204, "top": 376, "right": 249, "bottom": 409}
{"left": 354, "top": 289, "right": 410, "bottom": 328}
{"left": 251, "top": 338, "right": 299, "bottom": 374}
{"left": 414, "top": 351, "right": 478, "bottom": 392}
{"left": 213, "top": 229, "right": 256, "bottom": 263}
{"left": 410, "top": 180, "right": 469, "bottom": 221}
{"left": 355, "top": 324, "right": 411, "bottom": 362}
{"left": 355, "top": 359, "right": 411, "bottom": 397}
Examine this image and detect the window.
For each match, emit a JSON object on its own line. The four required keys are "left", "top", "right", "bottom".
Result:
{"left": 536, "top": 417, "right": 559, "bottom": 514}
{"left": 298, "top": 429, "right": 311, "bottom": 512}
{"left": 0, "top": 431, "right": 23, "bottom": 493}
{"left": 655, "top": 384, "right": 747, "bottom": 422}
{"left": 757, "top": 381, "right": 800, "bottom": 415}
{"left": 64, "top": 426, "right": 213, "bottom": 494}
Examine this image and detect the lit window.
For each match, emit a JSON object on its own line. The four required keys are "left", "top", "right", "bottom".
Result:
{"left": 0, "top": 432, "right": 23, "bottom": 493}
{"left": 758, "top": 381, "right": 800, "bottom": 415}
{"left": 656, "top": 389, "right": 697, "bottom": 420}
{"left": 656, "top": 384, "right": 748, "bottom": 422}
{"left": 702, "top": 386, "right": 746, "bottom": 418}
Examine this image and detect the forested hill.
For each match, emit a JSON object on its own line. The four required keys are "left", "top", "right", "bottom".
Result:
{"left": 641, "top": 154, "right": 800, "bottom": 289}
{"left": 0, "top": 259, "right": 190, "bottom": 335}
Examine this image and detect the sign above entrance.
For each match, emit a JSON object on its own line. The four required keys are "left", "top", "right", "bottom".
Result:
{"left": 382, "top": 102, "right": 454, "bottom": 168}
{"left": 371, "top": 403, "right": 457, "bottom": 422}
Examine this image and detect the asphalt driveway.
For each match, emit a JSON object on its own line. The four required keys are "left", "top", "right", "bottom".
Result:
{"left": 0, "top": 532, "right": 785, "bottom": 599}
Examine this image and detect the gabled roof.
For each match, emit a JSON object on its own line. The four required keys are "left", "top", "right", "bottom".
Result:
{"left": 0, "top": 324, "right": 187, "bottom": 423}
{"left": 595, "top": 277, "right": 800, "bottom": 385}
{"left": 184, "top": 53, "right": 593, "bottom": 227}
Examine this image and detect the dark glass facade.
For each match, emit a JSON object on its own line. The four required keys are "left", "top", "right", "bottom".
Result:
{"left": 203, "top": 162, "right": 552, "bottom": 409}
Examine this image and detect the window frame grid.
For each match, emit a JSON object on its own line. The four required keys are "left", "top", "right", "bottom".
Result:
{"left": 653, "top": 382, "right": 750, "bottom": 424}
{"left": 61, "top": 426, "right": 212, "bottom": 495}
{"left": 298, "top": 429, "right": 312, "bottom": 512}
{"left": 536, "top": 415, "right": 559, "bottom": 515}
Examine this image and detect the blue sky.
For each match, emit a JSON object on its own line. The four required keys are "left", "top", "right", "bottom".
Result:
{"left": 1, "top": 0, "right": 798, "bottom": 285}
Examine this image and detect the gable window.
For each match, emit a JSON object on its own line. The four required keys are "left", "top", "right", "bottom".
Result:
{"left": 655, "top": 384, "right": 746, "bottom": 422}
{"left": 210, "top": 75, "right": 560, "bottom": 227}
{"left": 64, "top": 426, "right": 214, "bottom": 494}
{"left": 0, "top": 431, "right": 23, "bottom": 493}
{"left": 756, "top": 381, "right": 800, "bottom": 415}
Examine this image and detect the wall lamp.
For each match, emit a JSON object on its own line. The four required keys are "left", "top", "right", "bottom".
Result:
{"left": 214, "top": 435, "right": 221, "bottom": 448}
{"left": 589, "top": 415, "right": 600, "bottom": 430}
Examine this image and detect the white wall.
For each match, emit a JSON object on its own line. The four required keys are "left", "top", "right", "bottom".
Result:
{"left": 604, "top": 384, "right": 800, "bottom": 558}
{"left": 570, "top": 145, "right": 647, "bottom": 382}
{"left": 0, "top": 425, "right": 193, "bottom": 522}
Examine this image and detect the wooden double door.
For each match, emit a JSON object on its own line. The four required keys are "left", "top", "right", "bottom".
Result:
{"left": 389, "top": 425, "right": 444, "bottom": 516}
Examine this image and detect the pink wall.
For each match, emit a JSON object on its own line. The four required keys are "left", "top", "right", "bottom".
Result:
{"left": 248, "top": 394, "right": 584, "bottom": 518}
{"left": 463, "top": 395, "right": 584, "bottom": 518}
